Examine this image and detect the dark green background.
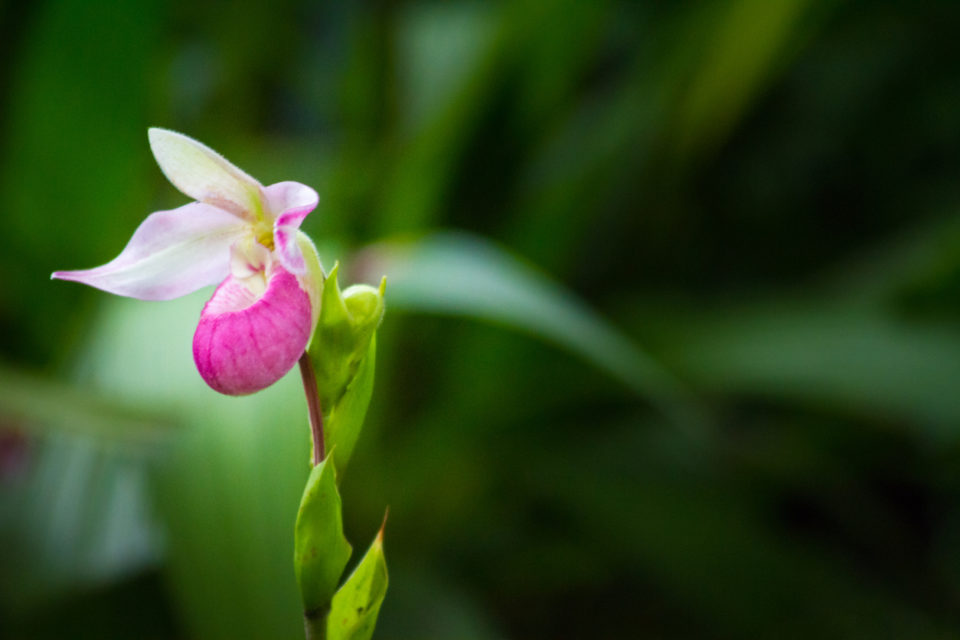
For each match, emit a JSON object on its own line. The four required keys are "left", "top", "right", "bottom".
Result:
{"left": 3, "top": 0, "right": 960, "bottom": 638}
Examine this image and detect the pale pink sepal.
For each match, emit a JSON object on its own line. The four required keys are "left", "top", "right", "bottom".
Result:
{"left": 192, "top": 267, "right": 312, "bottom": 395}
{"left": 264, "top": 181, "right": 318, "bottom": 275}
{"left": 52, "top": 203, "right": 247, "bottom": 300}
{"left": 148, "top": 128, "right": 262, "bottom": 218}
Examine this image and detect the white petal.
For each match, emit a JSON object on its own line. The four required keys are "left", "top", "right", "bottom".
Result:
{"left": 52, "top": 202, "right": 248, "bottom": 300}
{"left": 148, "top": 128, "right": 262, "bottom": 217}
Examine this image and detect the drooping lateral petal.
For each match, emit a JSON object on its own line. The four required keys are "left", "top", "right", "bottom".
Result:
{"left": 264, "top": 181, "right": 318, "bottom": 274}
{"left": 52, "top": 203, "right": 247, "bottom": 300}
{"left": 148, "top": 128, "right": 263, "bottom": 217}
{"left": 193, "top": 266, "right": 313, "bottom": 395}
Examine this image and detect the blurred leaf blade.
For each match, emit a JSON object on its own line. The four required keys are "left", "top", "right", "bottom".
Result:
{"left": 0, "top": 364, "right": 174, "bottom": 451}
{"left": 355, "top": 232, "right": 700, "bottom": 425}
{"left": 652, "top": 299, "right": 960, "bottom": 432}
{"left": 0, "top": 434, "right": 162, "bottom": 609}
{"left": 670, "top": 0, "right": 816, "bottom": 160}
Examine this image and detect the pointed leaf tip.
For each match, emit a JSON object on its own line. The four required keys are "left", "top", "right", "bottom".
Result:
{"left": 327, "top": 512, "right": 389, "bottom": 640}
{"left": 376, "top": 507, "right": 389, "bottom": 543}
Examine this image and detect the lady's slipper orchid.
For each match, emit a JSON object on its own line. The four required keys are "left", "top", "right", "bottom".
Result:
{"left": 53, "top": 128, "right": 324, "bottom": 396}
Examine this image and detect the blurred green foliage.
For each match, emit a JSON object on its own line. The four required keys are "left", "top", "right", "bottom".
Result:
{"left": 2, "top": 0, "right": 960, "bottom": 638}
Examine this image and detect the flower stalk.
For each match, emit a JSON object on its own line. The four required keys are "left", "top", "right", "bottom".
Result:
{"left": 294, "top": 268, "right": 386, "bottom": 640}
{"left": 298, "top": 352, "right": 326, "bottom": 466}
{"left": 304, "top": 607, "right": 328, "bottom": 640}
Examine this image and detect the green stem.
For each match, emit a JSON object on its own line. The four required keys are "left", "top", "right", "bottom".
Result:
{"left": 299, "top": 353, "right": 329, "bottom": 640}
{"left": 298, "top": 352, "right": 325, "bottom": 465}
{"left": 304, "top": 607, "right": 328, "bottom": 640}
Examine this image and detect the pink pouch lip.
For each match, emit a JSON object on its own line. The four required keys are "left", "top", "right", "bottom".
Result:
{"left": 193, "top": 267, "right": 313, "bottom": 396}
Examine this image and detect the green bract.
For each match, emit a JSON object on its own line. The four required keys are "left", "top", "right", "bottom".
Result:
{"left": 307, "top": 263, "right": 385, "bottom": 475}
{"left": 294, "top": 456, "right": 352, "bottom": 615}
{"left": 309, "top": 264, "right": 385, "bottom": 408}
{"left": 323, "top": 337, "right": 377, "bottom": 477}
{"left": 327, "top": 521, "right": 389, "bottom": 640}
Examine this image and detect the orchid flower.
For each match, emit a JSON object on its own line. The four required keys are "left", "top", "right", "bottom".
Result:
{"left": 53, "top": 128, "right": 324, "bottom": 396}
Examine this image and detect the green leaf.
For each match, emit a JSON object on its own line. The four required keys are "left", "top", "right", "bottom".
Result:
{"left": 355, "top": 232, "right": 701, "bottom": 428}
{"left": 294, "top": 456, "right": 353, "bottom": 614}
{"left": 327, "top": 521, "right": 389, "bottom": 640}
{"left": 325, "top": 337, "right": 377, "bottom": 477}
